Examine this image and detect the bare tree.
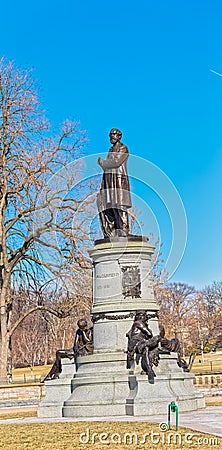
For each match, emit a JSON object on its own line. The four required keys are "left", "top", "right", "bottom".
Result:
{"left": 156, "top": 282, "right": 196, "bottom": 355}
{"left": 11, "top": 285, "right": 92, "bottom": 368}
{"left": 202, "top": 281, "right": 222, "bottom": 313}
{"left": 0, "top": 58, "right": 94, "bottom": 380}
{"left": 199, "top": 281, "right": 222, "bottom": 350}
{"left": 184, "top": 292, "right": 210, "bottom": 360}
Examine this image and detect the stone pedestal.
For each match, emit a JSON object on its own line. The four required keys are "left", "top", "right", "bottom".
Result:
{"left": 63, "top": 352, "right": 130, "bottom": 417}
{"left": 38, "top": 358, "right": 75, "bottom": 418}
{"left": 62, "top": 353, "right": 205, "bottom": 418}
{"left": 62, "top": 237, "right": 205, "bottom": 417}
{"left": 126, "top": 354, "right": 205, "bottom": 416}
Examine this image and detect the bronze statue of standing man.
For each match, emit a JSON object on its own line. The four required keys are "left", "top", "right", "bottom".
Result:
{"left": 97, "top": 128, "right": 132, "bottom": 237}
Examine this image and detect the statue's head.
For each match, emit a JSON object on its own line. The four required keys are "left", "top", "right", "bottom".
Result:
{"left": 135, "top": 310, "right": 147, "bottom": 322}
{"left": 77, "top": 318, "right": 88, "bottom": 329}
{"left": 109, "top": 128, "right": 122, "bottom": 144}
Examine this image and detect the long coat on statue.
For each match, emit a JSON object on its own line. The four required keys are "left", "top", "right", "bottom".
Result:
{"left": 97, "top": 141, "right": 132, "bottom": 211}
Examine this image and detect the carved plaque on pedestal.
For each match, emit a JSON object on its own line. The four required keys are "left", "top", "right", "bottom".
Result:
{"left": 121, "top": 265, "right": 141, "bottom": 299}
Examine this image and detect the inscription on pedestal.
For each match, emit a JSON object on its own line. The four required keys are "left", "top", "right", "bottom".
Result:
{"left": 94, "top": 262, "right": 121, "bottom": 301}
{"left": 96, "top": 272, "right": 119, "bottom": 279}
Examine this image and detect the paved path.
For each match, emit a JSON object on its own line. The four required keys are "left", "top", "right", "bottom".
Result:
{"left": 0, "top": 399, "right": 39, "bottom": 408}
{"left": 0, "top": 407, "right": 221, "bottom": 438}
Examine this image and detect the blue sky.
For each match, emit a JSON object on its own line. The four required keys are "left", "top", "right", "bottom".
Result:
{"left": 2, "top": 0, "right": 222, "bottom": 288}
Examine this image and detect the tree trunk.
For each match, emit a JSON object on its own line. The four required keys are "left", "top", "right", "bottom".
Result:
{"left": 7, "top": 336, "right": 12, "bottom": 381}
{"left": 44, "top": 334, "right": 49, "bottom": 365}
{"left": 0, "top": 309, "right": 9, "bottom": 381}
{"left": 0, "top": 273, "right": 11, "bottom": 382}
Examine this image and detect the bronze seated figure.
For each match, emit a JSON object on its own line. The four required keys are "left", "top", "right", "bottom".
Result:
{"left": 42, "top": 318, "right": 93, "bottom": 382}
{"left": 126, "top": 311, "right": 167, "bottom": 380}
{"left": 126, "top": 311, "right": 189, "bottom": 380}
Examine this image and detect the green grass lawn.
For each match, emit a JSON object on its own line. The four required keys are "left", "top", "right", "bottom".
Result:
{"left": 0, "top": 420, "right": 220, "bottom": 450}
{"left": 0, "top": 411, "right": 37, "bottom": 420}
{"left": 1, "top": 353, "right": 220, "bottom": 449}
{"left": 11, "top": 365, "right": 51, "bottom": 383}
{"left": 191, "top": 352, "right": 222, "bottom": 374}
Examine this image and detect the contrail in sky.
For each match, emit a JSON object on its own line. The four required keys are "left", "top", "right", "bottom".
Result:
{"left": 209, "top": 69, "right": 222, "bottom": 77}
